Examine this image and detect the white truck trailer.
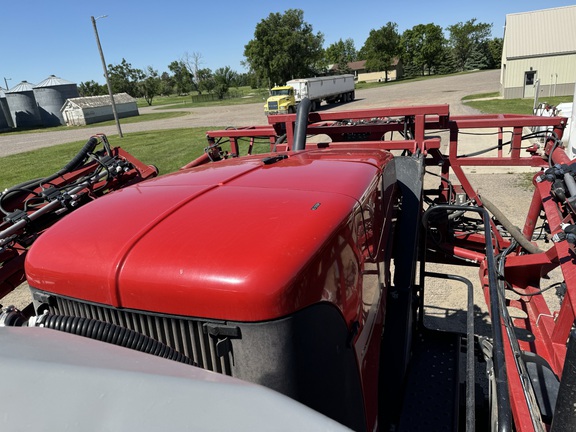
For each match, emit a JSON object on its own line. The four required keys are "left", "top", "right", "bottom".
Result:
{"left": 288, "top": 74, "right": 355, "bottom": 111}
{"left": 265, "top": 74, "right": 355, "bottom": 115}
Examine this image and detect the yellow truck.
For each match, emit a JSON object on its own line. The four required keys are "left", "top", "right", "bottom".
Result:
{"left": 264, "top": 86, "right": 297, "bottom": 116}
{"left": 264, "top": 74, "right": 355, "bottom": 116}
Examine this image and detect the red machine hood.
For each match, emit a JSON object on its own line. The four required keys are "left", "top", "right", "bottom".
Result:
{"left": 26, "top": 150, "right": 393, "bottom": 321}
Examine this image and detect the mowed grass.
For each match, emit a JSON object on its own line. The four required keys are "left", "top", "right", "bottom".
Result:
{"left": 0, "top": 128, "right": 222, "bottom": 190}
{"left": 463, "top": 94, "right": 572, "bottom": 114}
{"left": 0, "top": 126, "right": 279, "bottom": 190}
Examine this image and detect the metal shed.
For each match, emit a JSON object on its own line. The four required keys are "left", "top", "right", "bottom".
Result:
{"left": 5, "top": 81, "right": 42, "bottom": 128}
{"left": 501, "top": 5, "right": 576, "bottom": 99}
{"left": 61, "top": 93, "right": 139, "bottom": 126}
{"left": 33, "top": 75, "right": 79, "bottom": 126}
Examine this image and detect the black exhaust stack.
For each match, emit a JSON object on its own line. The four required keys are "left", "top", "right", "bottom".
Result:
{"left": 292, "top": 97, "right": 311, "bottom": 151}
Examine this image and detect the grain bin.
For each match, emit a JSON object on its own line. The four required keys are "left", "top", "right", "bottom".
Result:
{"left": 33, "top": 75, "right": 79, "bottom": 126}
{"left": 5, "top": 81, "right": 42, "bottom": 128}
{"left": 0, "top": 90, "right": 12, "bottom": 129}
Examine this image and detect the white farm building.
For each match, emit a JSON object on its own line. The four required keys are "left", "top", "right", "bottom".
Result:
{"left": 61, "top": 93, "right": 138, "bottom": 126}
{"left": 501, "top": 5, "right": 576, "bottom": 99}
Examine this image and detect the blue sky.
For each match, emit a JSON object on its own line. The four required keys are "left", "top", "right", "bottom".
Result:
{"left": 2, "top": 0, "right": 575, "bottom": 87}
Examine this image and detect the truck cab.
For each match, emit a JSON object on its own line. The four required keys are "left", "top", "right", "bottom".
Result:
{"left": 264, "top": 86, "right": 296, "bottom": 116}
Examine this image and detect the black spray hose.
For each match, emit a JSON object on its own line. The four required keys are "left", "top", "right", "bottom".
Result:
{"left": 293, "top": 97, "right": 311, "bottom": 151}
{"left": 0, "top": 137, "right": 100, "bottom": 215}
{"left": 36, "top": 314, "right": 195, "bottom": 366}
{"left": 480, "top": 195, "right": 543, "bottom": 254}
{"left": 42, "top": 137, "right": 99, "bottom": 185}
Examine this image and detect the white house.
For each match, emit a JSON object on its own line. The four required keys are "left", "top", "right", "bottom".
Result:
{"left": 61, "top": 93, "right": 138, "bottom": 126}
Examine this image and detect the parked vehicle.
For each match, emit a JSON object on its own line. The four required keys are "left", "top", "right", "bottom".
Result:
{"left": 265, "top": 74, "right": 355, "bottom": 115}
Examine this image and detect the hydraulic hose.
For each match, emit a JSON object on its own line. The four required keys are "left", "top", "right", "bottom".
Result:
{"left": 293, "top": 97, "right": 311, "bottom": 151}
{"left": 479, "top": 195, "right": 543, "bottom": 254}
{"left": 36, "top": 314, "right": 195, "bottom": 366}
{"left": 1, "top": 137, "right": 101, "bottom": 216}
{"left": 497, "top": 241, "right": 546, "bottom": 432}
{"left": 42, "top": 137, "right": 99, "bottom": 185}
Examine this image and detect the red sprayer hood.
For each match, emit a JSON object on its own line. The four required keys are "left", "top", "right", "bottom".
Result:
{"left": 26, "top": 149, "right": 393, "bottom": 321}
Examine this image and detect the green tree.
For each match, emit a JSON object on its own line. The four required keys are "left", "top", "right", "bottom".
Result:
{"left": 465, "top": 45, "right": 490, "bottom": 70}
{"left": 436, "top": 47, "right": 459, "bottom": 75}
{"left": 159, "top": 72, "right": 174, "bottom": 96}
{"left": 447, "top": 19, "right": 492, "bottom": 71}
{"left": 244, "top": 9, "right": 324, "bottom": 87}
{"left": 401, "top": 24, "right": 446, "bottom": 76}
{"left": 140, "top": 67, "right": 161, "bottom": 106}
{"left": 78, "top": 80, "right": 107, "bottom": 96}
{"left": 168, "top": 60, "right": 193, "bottom": 94}
{"left": 486, "top": 37, "right": 503, "bottom": 68}
{"left": 213, "top": 66, "right": 237, "bottom": 99}
{"left": 107, "top": 58, "right": 145, "bottom": 97}
{"left": 359, "top": 22, "right": 401, "bottom": 81}
{"left": 325, "top": 38, "right": 357, "bottom": 73}
{"left": 233, "top": 72, "right": 254, "bottom": 87}
{"left": 197, "top": 68, "right": 215, "bottom": 94}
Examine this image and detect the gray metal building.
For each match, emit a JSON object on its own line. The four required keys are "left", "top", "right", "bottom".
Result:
{"left": 501, "top": 5, "right": 576, "bottom": 99}
{"left": 61, "top": 93, "right": 139, "bottom": 126}
{"left": 33, "top": 75, "right": 79, "bottom": 126}
{"left": 5, "top": 81, "right": 42, "bottom": 128}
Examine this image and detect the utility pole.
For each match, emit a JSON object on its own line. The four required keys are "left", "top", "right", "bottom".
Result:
{"left": 91, "top": 15, "right": 123, "bottom": 138}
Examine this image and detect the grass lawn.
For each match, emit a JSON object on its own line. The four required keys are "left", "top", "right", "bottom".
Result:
{"left": 0, "top": 128, "right": 225, "bottom": 190}
{"left": 462, "top": 94, "right": 572, "bottom": 114}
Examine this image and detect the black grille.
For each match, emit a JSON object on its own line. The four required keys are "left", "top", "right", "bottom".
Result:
{"left": 47, "top": 295, "right": 233, "bottom": 375}
{"left": 268, "top": 101, "right": 278, "bottom": 110}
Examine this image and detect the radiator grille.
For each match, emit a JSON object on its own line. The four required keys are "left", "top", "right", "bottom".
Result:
{"left": 267, "top": 101, "right": 278, "bottom": 110}
{"left": 47, "top": 296, "right": 233, "bottom": 375}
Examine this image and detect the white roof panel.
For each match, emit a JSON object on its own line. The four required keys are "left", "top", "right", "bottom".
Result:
{"left": 64, "top": 93, "right": 136, "bottom": 109}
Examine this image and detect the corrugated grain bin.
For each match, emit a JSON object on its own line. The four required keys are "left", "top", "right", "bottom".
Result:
{"left": 5, "top": 81, "right": 42, "bottom": 128}
{"left": 33, "top": 75, "right": 79, "bottom": 126}
{"left": 0, "top": 90, "right": 12, "bottom": 129}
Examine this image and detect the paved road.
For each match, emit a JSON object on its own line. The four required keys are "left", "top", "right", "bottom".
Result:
{"left": 0, "top": 70, "right": 500, "bottom": 158}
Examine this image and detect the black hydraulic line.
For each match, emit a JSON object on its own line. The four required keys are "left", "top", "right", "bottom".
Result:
{"left": 0, "top": 169, "right": 108, "bottom": 246}
{"left": 497, "top": 241, "right": 545, "bottom": 431}
{"left": 1, "top": 178, "right": 43, "bottom": 197}
{"left": 422, "top": 204, "right": 512, "bottom": 432}
{"left": 1, "top": 137, "right": 103, "bottom": 216}
{"left": 426, "top": 271, "right": 475, "bottom": 432}
{"left": 36, "top": 314, "right": 195, "bottom": 366}
{"left": 42, "top": 137, "right": 99, "bottom": 185}
{"left": 479, "top": 195, "right": 543, "bottom": 254}
{"left": 293, "top": 97, "right": 311, "bottom": 151}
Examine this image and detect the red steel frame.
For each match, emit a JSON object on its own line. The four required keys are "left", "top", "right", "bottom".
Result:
{"left": 201, "top": 105, "right": 572, "bottom": 431}
{"left": 0, "top": 140, "right": 158, "bottom": 299}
